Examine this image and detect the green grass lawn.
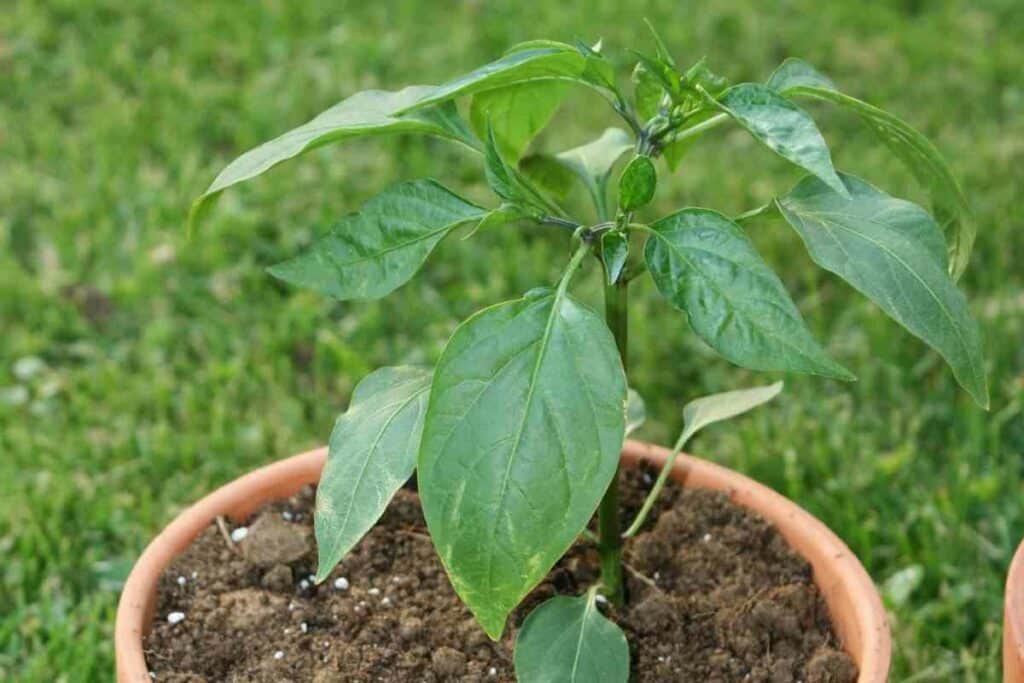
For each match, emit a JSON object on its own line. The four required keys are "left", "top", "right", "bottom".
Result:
{"left": 2, "top": 0, "right": 1022, "bottom": 680}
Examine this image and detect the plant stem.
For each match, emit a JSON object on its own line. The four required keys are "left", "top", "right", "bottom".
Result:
{"left": 598, "top": 277, "right": 629, "bottom": 606}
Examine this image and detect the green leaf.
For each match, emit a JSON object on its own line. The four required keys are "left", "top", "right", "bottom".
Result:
{"left": 600, "top": 231, "right": 629, "bottom": 285}
{"left": 514, "top": 588, "right": 630, "bottom": 683}
{"left": 554, "top": 128, "right": 634, "bottom": 219}
{"left": 484, "top": 126, "right": 523, "bottom": 203}
{"left": 268, "top": 180, "right": 485, "bottom": 300}
{"left": 470, "top": 81, "right": 568, "bottom": 160}
{"left": 625, "top": 388, "right": 646, "bottom": 437}
{"left": 632, "top": 62, "right": 665, "bottom": 120}
{"left": 314, "top": 366, "right": 432, "bottom": 582}
{"left": 643, "top": 18, "right": 676, "bottom": 68}
{"left": 519, "top": 154, "right": 578, "bottom": 200}
{"left": 397, "top": 44, "right": 588, "bottom": 114}
{"left": 418, "top": 269, "right": 627, "bottom": 639}
{"left": 768, "top": 58, "right": 973, "bottom": 280}
{"left": 643, "top": 208, "right": 854, "bottom": 380}
{"left": 462, "top": 203, "right": 528, "bottom": 241}
{"left": 618, "top": 155, "right": 657, "bottom": 211}
{"left": 188, "top": 86, "right": 471, "bottom": 232}
{"left": 683, "top": 56, "right": 730, "bottom": 94}
{"left": 679, "top": 381, "right": 783, "bottom": 444}
{"left": 716, "top": 84, "right": 849, "bottom": 198}
{"left": 775, "top": 173, "right": 988, "bottom": 407}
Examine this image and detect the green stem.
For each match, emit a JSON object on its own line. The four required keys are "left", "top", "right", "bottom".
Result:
{"left": 597, "top": 277, "right": 628, "bottom": 605}
{"left": 621, "top": 427, "right": 691, "bottom": 538}
{"left": 662, "top": 112, "right": 729, "bottom": 146}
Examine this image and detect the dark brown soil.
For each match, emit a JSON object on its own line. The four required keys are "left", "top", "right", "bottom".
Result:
{"left": 144, "top": 466, "right": 857, "bottom": 682}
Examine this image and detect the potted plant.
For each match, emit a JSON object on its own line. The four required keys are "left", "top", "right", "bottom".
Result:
{"left": 117, "top": 33, "right": 986, "bottom": 682}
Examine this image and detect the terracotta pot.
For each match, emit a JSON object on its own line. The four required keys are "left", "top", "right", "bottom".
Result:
{"left": 115, "top": 440, "right": 891, "bottom": 681}
{"left": 1005, "top": 540, "right": 1024, "bottom": 681}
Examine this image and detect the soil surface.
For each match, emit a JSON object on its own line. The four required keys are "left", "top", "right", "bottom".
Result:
{"left": 145, "top": 466, "right": 857, "bottom": 682}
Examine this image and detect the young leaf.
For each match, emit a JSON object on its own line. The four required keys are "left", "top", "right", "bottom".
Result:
{"left": 768, "top": 58, "right": 973, "bottom": 280}
{"left": 519, "top": 154, "right": 578, "bottom": 200}
{"left": 470, "top": 81, "right": 569, "bottom": 160}
{"left": 632, "top": 62, "right": 665, "bottom": 120}
{"left": 314, "top": 366, "right": 432, "bottom": 582}
{"left": 418, "top": 274, "right": 627, "bottom": 639}
{"left": 484, "top": 126, "right": 524, "bottom": 203}
{"left": 775, "top": 173, "right": 988, "bottom": 407}
{"left": 618, "top": 155, "right": 657, "bottom": 211}
{"left": 600, "top": 231, "right": 629, "bottom": 285}
{"left": 462, "top": 203, "right": 528, "bottom": 241}
{"left": 514, "top": 588, "right": 630, "bottom": 683}
{"left": 625, "top": 387, "right": 646, "bottom": 437}
{"left": 643, "top": 208, "right": 854, "bottom": 380}
{"left": 268, "top": 180, "right": 485, "bottom": 300}
{"left": 679, "top": 381, "right": 783, "bottom": 444}
{"left": 716, "top": 84, "right": 849, "bottom": 198}
{"left": 554, "top": 128, "right": 634, "bottom": 219}
{"left": 397, "top": 43, "right": 589, "bottom": 114}
{"left": 683, "top": 57, "right": 730, "bottom": 94}
{"left": 643, "top": 18, "right": 676, "bottom": 67}
{"left": 188, "top": 86, "right": 472, "bottom": 232}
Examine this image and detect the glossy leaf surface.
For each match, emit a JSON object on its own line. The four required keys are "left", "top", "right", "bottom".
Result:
{"left": 314, "top": 367, "right": 432, "bottom": 582}
{"left": 776, "top": 173, "right": 988, "bottom": 406}
{"left": 600, "top": 231, "right": 629, "bottom": 285}
{"left": 418, "top": 286, "right": 627, "bottom": 639}
{"left": 268, "top": 180, "right": 485, "bottom": 300}
{"left": 514, "top": 590, "right": 629, "bottom": 683}
{"left": 618, "top": 155, "right": 657, "bottom": 211}
{"left": 644, "top": 209, "right": 853, "bottom": 379}
{"left": 717, "top": 84, "right": 848, "bottom": 197}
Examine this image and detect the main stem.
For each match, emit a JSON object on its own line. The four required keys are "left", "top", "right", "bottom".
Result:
{"left": 598, "top": 277, "right": 629, "bottom": 606}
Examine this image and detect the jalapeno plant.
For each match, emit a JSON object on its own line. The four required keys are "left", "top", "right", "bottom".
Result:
{"left": 192, "top": 32, "right": 986, "bottom": 681}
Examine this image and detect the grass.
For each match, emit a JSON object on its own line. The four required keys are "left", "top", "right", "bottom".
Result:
{"left": 1, "top": 0, "right": 1022, "bottom": 679}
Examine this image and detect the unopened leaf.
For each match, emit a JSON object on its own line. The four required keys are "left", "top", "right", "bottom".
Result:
{"left": 514, "top": 589, "right": 629, "bottom": 683}
{"left": 268, "top": 180, "right": 485, "bottom": 300}
{"left": 626, "top": 388, "right": 646, "bottom": 437}
{"left": 600, "top": 231, "right": 629, "bottom": 285}
{"left": 775, "top": 172, "right": 988, "bottom": 407}
{"left": 314, "top": 367, "right": 432, "bottom": 582}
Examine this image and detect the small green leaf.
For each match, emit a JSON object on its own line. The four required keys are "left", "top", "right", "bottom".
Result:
{"left": 716, "top": 83, "right": 849, "bottom": 198}
{"left": 575, "top": 40, "right": 617, "bottom": 92}
{"left": 679, "top": 381, "right": 783, "bottom": 444}
{"left": 683, "top": 56, "right": 730, "bottom": 94}
{"left": 470, "top": 81, "right": 568, "bottom": 160}
{"left": 188, "top": 86, "right": 472, "bottom": 232}
{"left": 314, "top": 366, "right": 432, "bottom": 582}
{"left": 618, "top": 155, "right": 657, "bottom": 211}
{"left": 397, "top": 44, "right": 588, "bottom": 114}
{"left": 268, "top": 180, "right": 485, "bottom": 300}
{"left": 554, "top": 128, "right": 634, "bottom": 219}
{"left": 483, "top": 126, "right": 525, "bottom": 203}
{"left": 600, "top": 231, "right": 629, "bottom": 285}
{"left": 514, "top": 588, "right": 630, "bottom": 683}
{"left": 419, "top": 271, "right": 627, "bottom": 639}
{"left": 632, "top": 62, "right": 665, "bottom": 120}
{"left": 626, "top": 388, "right": 646, "bottom": 437}
{"left": 643, "top": 208, "right": 853, "bottom": 380}
{"left": 643, "top": 18, "right": 676, "bottom": 68}
{"left": 629, "top": 50, "right": 681, "bottom": 100}
{"left": 768, "top": 58, "right": 974, "bottom": 280}
{"left": 775, "top": 172, "right": 988, "bottom": 407}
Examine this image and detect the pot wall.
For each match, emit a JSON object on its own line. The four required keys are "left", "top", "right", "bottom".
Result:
{"left": 116, "top": 441, "right": 891, "bottom": 682}
{"left": 1005, "top": 540, "right": 1024, "bottom": 682}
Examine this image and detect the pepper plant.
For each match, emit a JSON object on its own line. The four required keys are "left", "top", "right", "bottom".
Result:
{"left": 192, "top": 33, "right": 986, "bottom": 681}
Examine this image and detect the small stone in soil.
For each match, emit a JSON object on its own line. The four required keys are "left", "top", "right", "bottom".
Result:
{"left": 333, "top": 577, "right": 349, "bottom": 591}
{"left": 176, "top": 575, "right": 186, "bottom": 586}
{"left": 299, "top": 579, "right": 310, "bottom": 590}
{"left": 166, "top": 611, "right": 185, "bottom": 625}
{"left": 381, "top": 597, "right": 392, "bottom": 606}
{"left": 300, "top": 622, "right": 308, "bottom": 633}
{"left": 273, "top": 650, "right": 284, "bottom": 660}
{"left": 230, "top": 526, "right": 248, "bottom": 542}
{"left": 368, "top": 587, "right": 380, "bottom": 596}
{"left": 488, "top": 667, "right": 498, "bottom": 677}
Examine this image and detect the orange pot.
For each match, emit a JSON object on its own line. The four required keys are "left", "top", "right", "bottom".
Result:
{"left": 115, "top": 440, "right": 891, "bottom": 681}
{"left": 1005, "top": 540, "right": 1024, "bottom": 681}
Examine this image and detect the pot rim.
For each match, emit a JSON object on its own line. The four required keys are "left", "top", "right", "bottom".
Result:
{"left": 115, "top": 440, "right": 891, "bottom": 682}
{"left": 1005, "top": 539, "right": 1024, "bottom": 681}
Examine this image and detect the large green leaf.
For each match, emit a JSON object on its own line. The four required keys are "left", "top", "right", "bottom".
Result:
{"left": 314, "top": 366, "right": 432, "bottom": 582}
{"left": 514, "top": 589, "right": 629, "bottom": 683}
{"left": 775, "top": 173, "right": 988, "bottom": 407}
{"left": 188, "top": 86, "right": 471, "bottom": 231}
{"left": 267, "top": 180, "right": 485, "bottom": 300}
{"left": 768, "top": 58, "right": 973, "bottom": 280}
{"left": 397, "top": 44, "right": 588, "bottom": 114}
{"left": 418, "top": 271, "right": 627, "bottom": 639}
{"left": 717, "top": 83, "right": 848, "bottom": 197}
{"left": 470, "top": 81, "right": 568, "bottom": 160}
{"left": 643, "top": 208, "right": 853, "bottom": 379}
